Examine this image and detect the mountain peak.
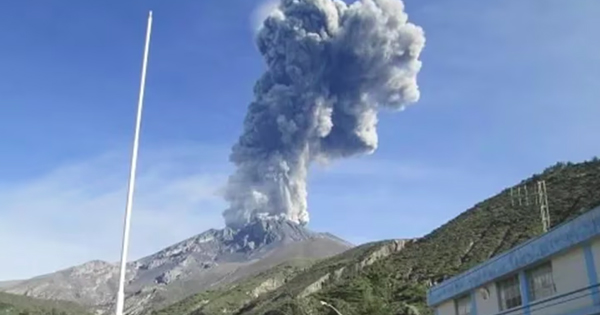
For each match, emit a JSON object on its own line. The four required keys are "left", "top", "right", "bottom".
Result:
{"left": 133, "top": 218, "right": 317, "bottom": 269}
{"left": 223, "top": 218, "right": 315, "bottom": 252}
{"left": 2, "top": 219, "right": 352, "bottom": 315}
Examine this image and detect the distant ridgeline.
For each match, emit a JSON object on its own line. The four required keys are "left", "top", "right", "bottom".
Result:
{"left": 160, "top": 158, "right": 600, "bottom": 315}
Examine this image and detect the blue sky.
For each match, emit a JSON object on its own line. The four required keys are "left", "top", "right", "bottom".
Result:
{"left": 0, "top": 0, "right": 599, "bottom": 280}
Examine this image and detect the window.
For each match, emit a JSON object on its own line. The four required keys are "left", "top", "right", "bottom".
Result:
{"left": 455, "top": 295, "right": 471, "bottom": 315}
{"left": 497, "top": 275, "right": 522, "bottom": 310}
{"left": 527, "top": 262, "right": 556, "bottom": 301}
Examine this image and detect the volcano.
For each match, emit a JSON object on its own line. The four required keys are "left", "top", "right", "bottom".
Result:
{"left": 1, "top": 219, "right": 352, "bottom": 314}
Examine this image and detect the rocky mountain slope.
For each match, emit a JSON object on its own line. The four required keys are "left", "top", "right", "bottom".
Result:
{"left": 152, "top": 239, "right": 411, "bottom": 315}
{"left": 0, "top": 291, "right": 92, "bottom": 315}
{"left": 225, "top": 159, "right": 600, "bottom": 315}
{"left": 152, "top": 260, "right": 313, "bottom": 315}
{"left": 1, "top": 219, "right": 352, "bottom": 315}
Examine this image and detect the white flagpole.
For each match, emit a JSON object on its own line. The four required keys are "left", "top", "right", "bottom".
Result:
{"left": 115, "top": 10, "right": 153, "bottom": 315}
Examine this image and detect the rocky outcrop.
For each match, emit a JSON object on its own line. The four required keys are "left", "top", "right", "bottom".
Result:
{"left": 356, "top": 239, "right": 412, "bottom": 270}
{"left": 249, "top": 278, "right": 285, "bottom": 298}
{"left": 298, "top": 239, "right": 413, "bottom": 298}
{"left": 298, "top": 273, "right": 331, "bottom": 298}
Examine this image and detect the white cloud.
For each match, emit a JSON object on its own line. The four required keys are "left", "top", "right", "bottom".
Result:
{"left": 0, "top": 144, "right": 230, "bottom": 281}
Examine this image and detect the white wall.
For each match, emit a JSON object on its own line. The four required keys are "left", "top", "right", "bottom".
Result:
{"left": 435, "top": 299, "right": 455, "bottom": 315}
{"left": 474, "top": 282, "right": 499, "bottom": 315}
{"left": 434, "top": 240, "right": 599, "bottom": 315}
{"left": 591, "top": 237, "right": 600, "bottom": 277}
{"left": 530, "top": 246, "right": 591, "bottom": 315}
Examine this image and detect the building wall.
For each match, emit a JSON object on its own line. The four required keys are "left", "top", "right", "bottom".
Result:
{"left": 587, "top": 237, "right": 600, "bottom": 306}
{"left": 474, "top": 282, "right": 499, "bottom": 315}
{"left": 435, "top": 241, "right": 599, "bottom": 315}
{"left": 590, "top": 237, "right": 600, "bottom": 281}
{"left": 427, "top": 206, "right": 600, "bottom": 307}
{"left": 530, "top": 246, "right": 591, "bottom": 315}
{"left": 435, "top": 300, "right": 455, "bottom": 315}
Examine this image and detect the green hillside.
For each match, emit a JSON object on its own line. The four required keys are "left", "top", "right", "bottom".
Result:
{"left": 233, "top": 159, "right": 600, "bottom": 315}
{"left": 151, "top": 259, "right": 312, "bottom": 315}
{"left": 152, "top": 240, "right": 400, "bottom": 315}
{"left": 0, "top": 292, "right": 92, "bottom": 315}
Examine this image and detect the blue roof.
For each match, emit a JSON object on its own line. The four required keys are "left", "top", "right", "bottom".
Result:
{"left": 427, "top": 205, "right": 600, "bottom": 307}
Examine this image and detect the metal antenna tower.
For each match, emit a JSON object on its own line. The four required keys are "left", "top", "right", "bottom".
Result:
{"left": 510, "top": 187, "right": 515, "bottom": 207}
{"left": 510, "top": 180, "right": 551, "bottom": 233}
{"left": 537, "top": 180, "right": 551, "bottom": 232}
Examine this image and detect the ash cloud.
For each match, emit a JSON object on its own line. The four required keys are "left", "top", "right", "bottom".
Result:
{"left": 251, "top": 0, "right": 280, "bottom": 32}
{"left": 223, "top": 0, "right": 425, "bottom": 229}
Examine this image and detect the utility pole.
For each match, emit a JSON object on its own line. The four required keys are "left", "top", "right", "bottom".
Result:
{"left": 115, "top": 10, "right": 153, "bottom": 315}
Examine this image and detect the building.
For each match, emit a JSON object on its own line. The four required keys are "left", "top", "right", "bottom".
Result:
{"left": 427, "top": 205, "right": 600, "bottom": 315}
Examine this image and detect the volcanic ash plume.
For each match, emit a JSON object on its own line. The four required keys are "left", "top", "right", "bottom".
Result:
{"left": 223, "top": 0, "right": 425, "bottom": 229}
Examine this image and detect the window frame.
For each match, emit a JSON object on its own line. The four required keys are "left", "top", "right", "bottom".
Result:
{"left": 454, "top": 294, "right": 472, "bottom": 315}
{"left": 496, "top": 274, "right": 523, "bottom": 311}
{"left": 526, "top": 261, "right": 557, "bottom": 302}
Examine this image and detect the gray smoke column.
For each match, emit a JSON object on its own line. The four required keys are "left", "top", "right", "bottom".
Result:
{"left": 223, "top": 0, "right": 425, "bottom": 229}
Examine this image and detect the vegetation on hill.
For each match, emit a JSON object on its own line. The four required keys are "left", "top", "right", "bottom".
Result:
{"left": 0, "top": 292, "right": 92, "bottom": 315}
{"left": 231, "top": 159, "right": 600, "bottom": 315}
{"left": 152, "top": 240, "right": 402, "bottom": 315}
{"left": 151, "top": 259, "right": 313, "bottom": 315}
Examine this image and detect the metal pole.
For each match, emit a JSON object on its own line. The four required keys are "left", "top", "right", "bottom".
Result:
{"left": 115, "top": 10, "right": 153, "bottom": 315}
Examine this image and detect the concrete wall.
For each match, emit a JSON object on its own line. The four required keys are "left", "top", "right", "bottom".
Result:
{"left": 478, "top": 281, "right": 522, "bottom": 315}
{"left": 530, "top": 246, "right": 591, "bottom": 315}
{"left": 435, "top": 299, "right": 454, "bottom": 315}
{"left": 474, "top": 282, "right": 499, "bottom": 315}
{"left": 592, "top": 238, "right": 600, "bottom": 272}
{"left": 435, "top": 240, "right": 600, "bottom": 315}
{"left": 587, "top": 237, "right": 600, "bottom": 306}
{"left": 427, "top": 207, "right": 600, "bottom": 305}
{"left": 428, "top": 206, "right": 600, "bottom": 307}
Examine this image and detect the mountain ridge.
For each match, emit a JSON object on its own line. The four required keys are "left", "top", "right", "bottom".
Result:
{"left": 1, "top": 218, "right": 352, "bottom": 314}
